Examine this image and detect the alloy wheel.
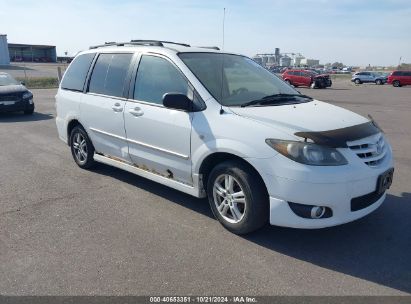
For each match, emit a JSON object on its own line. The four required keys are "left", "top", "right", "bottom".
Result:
{"left": 72, "top": 132, "right": 88, "bottom": 164}
{"left": 213, "top": 174, "right": 247, "bottom": 223}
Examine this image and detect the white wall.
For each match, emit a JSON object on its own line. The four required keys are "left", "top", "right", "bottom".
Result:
{"left": 0, "top": 35, "right": 11, "bottom": 65}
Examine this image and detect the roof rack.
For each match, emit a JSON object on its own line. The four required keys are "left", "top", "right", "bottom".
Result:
{"left": 131, "top": 40, "right": 191, "bottom": 47}
{"left": 197, "top": 46, "right": 220, "bottom": 50}
{"left": 89, "top": 40, "right": 191, "bottom": 50}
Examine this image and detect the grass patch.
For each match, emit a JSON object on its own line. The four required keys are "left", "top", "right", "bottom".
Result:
{"left": 16, "top": 77, "right": 59, "bottom": 89}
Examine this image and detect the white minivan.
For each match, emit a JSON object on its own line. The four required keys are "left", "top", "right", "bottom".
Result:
{"left": 56, "top": 40, "right": 394, "bottom": 234}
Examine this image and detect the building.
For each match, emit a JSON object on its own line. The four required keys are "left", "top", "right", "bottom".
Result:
{"left": 300, "top": 58, "right": 320, "bottom": 67}
{"left": 8, "top": 43, "right": 57, "bottom": 63}
{"left": 0, "top": 34, "right": 10, "bottom": 65}
{"left": 0, "top": 34, "right": 57, "bottom": 63}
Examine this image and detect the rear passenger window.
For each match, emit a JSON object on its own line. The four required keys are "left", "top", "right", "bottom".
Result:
{"left": 88, "top": 53, "right": 133, "bottom": 98}
{"left": 61, "top": 53, "right": 95, "bottom": 92}
{"left": 134, "top": 55, "right": 189, "bottom": 105}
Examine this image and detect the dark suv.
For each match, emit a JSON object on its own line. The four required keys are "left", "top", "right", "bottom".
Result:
{"left": 0, "top": 72, "right": 34, "bottom": 114}
{"left": 387, "top": 71, "right": 411, "bottom": 87}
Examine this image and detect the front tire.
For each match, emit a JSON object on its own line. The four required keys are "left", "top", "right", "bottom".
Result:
{"left": 70, "top": 126, "right": 95, "bottom": 169}
{"left": 207, "top": 161, "right": 269, "bottom": 235}
{"left": 24, "top": 108, "right": 34, "bottom": 115}
{"left": 393, "top": 80, "right": 401, "bottom": 87}
{"left": 354, "top": 78, "right": 361, "bottom": 85}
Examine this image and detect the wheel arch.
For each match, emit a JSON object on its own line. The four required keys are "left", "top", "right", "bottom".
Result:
{"left": 198, "top": 152, "right": 268, "bottom": 195}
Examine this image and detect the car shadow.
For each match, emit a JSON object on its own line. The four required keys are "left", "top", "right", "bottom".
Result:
{"left": 0, "top": 112, "right": 54, "bottom": 122}
{"left": 91, "top": 163, "right": 213, "bottom": 219}
{"left": 244, "top": 192, "right": 411, "bottom": 294}
{"left": 89, "top": 163, "right": 411, "bottom": 293}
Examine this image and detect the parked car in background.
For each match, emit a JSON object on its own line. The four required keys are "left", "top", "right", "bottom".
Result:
{"left": 282, "top": 69, "right": 332, "bottom": 88}
{"left": 351, "top": 71, "right": 387, "bottom": 85}
{"left": 387, "top": 70, "right": 411, "bottom": 87}
{"left": 0, "top": 72, "right": 34, "bottom": 115}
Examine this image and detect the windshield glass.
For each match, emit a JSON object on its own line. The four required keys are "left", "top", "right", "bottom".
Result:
{"left": 0, "top": 73, "right": 20, "bottom": 86}
{"left": 179, "top": 53, "right": 300, "bottom": 106}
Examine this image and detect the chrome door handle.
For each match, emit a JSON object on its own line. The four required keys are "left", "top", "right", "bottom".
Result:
{"left": 112, "top": 102, "right": 123, "bottom": 112}
{"left": 129, "top": 107, "right": 144, "bottom": 117}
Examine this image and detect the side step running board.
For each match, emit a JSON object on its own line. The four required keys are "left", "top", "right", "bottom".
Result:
{"left": 93, "top": 154, "right": 202, "bottom": 197}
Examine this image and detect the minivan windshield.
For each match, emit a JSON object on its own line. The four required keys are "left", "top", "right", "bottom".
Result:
{"left": 179, "top": 53, "right": 306, "bottom": 107}
{"left": 0, "top": 73, "right": 20, "bottom": 86}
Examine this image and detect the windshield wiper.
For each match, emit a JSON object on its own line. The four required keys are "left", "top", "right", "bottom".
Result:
{"left": 240, "top": 93, "right": 313, "bottom": 107}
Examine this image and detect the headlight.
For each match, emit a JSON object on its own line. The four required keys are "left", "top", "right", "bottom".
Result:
{"left": 266, "top": 139, "right": 348, "bottom": 166}
{"left": 22, "top": 91, "right": 33, "bottom": 99}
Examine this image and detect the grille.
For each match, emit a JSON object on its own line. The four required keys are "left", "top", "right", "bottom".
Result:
{"left": 347, "top": 133, "right": 386, "bottom": 167}
{"left": 0, "top": 94, "right": 20, "bottom": 102}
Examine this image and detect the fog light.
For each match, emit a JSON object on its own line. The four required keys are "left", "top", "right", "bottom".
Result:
{"left": 29, "top": 99, "right": 33, "bottom": 104}
{"left": 311, "top": 206, "right": 326, "bottom": 219}
{"left": 288, "top": 202, "right": 333, "bottom": 219}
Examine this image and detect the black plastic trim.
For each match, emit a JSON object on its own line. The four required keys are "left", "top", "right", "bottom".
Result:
{"left": 288, "top": 202, "right": 333, "bottom": 219}
{"left": 351, "top": 191, "right": 384, "bottom": 212}
{"left": 294, "top": 121, "right": 381, "bottom": 148}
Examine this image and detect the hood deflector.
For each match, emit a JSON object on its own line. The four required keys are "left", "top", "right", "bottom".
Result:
{"left": 294, "top": 121, "right": 381, "bottom": 148}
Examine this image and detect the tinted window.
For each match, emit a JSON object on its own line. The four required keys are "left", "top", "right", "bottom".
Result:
{"left": 392, "top": 71, "right": 402, "bottom": 76}
{"left": 134, "top": 55, "right": 189, "bottom": 105}
{"left": 0, "top": 73, "right": 20, "bottom": 86}
{"left": 89, "top": 53, "right": 133, "bottom": 97}
{"left": 405, "top": 72, "right": 411, "bottom": 77}
{"left": 61, "top": 53, "right": 95, "bottom": 91}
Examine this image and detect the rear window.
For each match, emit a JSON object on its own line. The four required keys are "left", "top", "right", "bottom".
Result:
{"left": 88, "top": 53, "right": 133, "bottom": 98}
{"left": 61, "top": 53, "right": 95, "bottom": 92}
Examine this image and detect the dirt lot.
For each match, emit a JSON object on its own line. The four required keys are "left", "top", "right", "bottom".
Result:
{"left": 0, "top": 80, "right": 410, "bottom": 296}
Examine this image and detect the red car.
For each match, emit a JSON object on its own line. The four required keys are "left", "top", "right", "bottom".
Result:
{"left": 387, "top": 70, "right": 411, "bottom": 87}
{"left": 282, "top": 69, "right": 332, "bottom": 88}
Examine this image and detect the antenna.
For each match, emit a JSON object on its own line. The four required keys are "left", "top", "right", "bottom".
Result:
{"left": 220, "top": 8, "right": 226, "bottom": 115}
{"left": 222, "top": 8, "right": 226, "bottom": 51}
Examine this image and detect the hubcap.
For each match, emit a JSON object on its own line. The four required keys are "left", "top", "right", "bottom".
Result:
{"left": 72, "top": 132, "right": 88, "bottom": 163}
{"left": 213, "top": 174, "right": 246, "bottom": 223}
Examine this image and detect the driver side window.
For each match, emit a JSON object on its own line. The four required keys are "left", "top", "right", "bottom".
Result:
{"left": 134, "top": 55, "right": 189, "bottom": 105}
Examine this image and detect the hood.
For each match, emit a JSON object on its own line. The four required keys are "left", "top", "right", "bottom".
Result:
{"left": 229, "top": 100, "right": 368, "bottom": 137}
{"left": 0, "top": 84, "right": 28, "bottom": 95}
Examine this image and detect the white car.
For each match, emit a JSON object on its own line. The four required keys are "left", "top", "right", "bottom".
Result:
{"left": 55, "top": 40, "right": 394, "bottom": 234}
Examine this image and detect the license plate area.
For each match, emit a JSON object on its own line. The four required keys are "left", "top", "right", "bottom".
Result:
{"left": 377, "top": 168, "right": 394, "bottom": 195}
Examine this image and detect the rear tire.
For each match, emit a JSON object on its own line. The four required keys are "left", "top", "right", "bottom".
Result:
{"left": 375, "top": 79, "right": 382, "bottom": 85}
{"left": 393, "top": 80, "right": 401, "bottom": 87}
{"left": 70, "top": 125, "right": 95, "bottom": 169}
{"left": 207, "top": 160, "right": 269, "bottom": 235}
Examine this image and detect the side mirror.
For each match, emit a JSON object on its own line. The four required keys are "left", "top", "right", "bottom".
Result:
{"left": 163, "top": 93, "right": 192, "bottom": 112}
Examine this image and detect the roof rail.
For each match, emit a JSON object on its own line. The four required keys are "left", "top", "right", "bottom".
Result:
{"left": 197, "top": 46, "right": 220, "bottom": 50}
{"left": 89, "top": 40, "right": 192, "bottom": 50}
{"left": 131, "top": 40, "right": 190, "bottom": 47}
{"left": 89, "top": 40, "right": 163, "bottom": 49}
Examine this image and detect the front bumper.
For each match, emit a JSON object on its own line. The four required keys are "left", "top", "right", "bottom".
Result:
{"left": 0, "top": 99, "right": 34, "bottom": 113}
{"left": 247, "top": 143, "right": 394, "bottom": 229}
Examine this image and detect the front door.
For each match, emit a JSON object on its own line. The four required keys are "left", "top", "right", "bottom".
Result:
{"left": 124, "top": 54, "right": 193, "bottom": 185}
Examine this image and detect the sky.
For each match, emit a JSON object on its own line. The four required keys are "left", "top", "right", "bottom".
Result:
{"left": 1, "top": 0, "right": 410, "bottom": 66}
